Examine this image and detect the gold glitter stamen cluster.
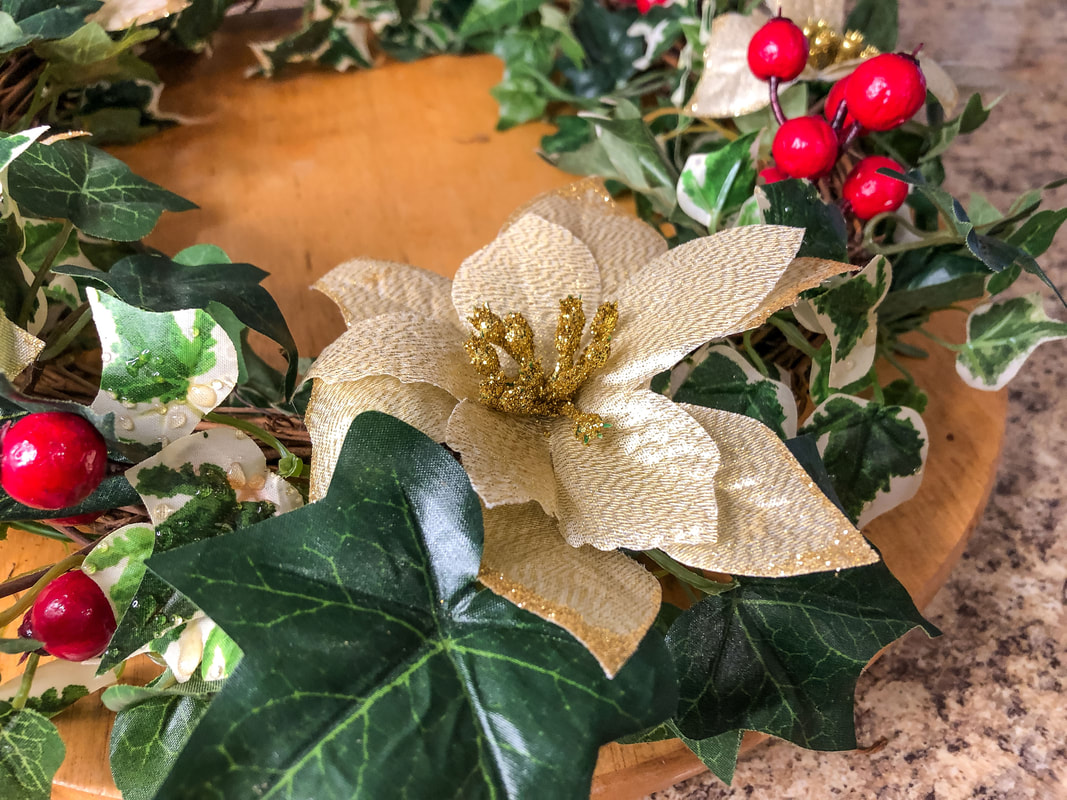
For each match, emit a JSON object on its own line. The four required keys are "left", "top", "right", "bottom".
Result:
{"left": 803, "top": 19, "right": 880, "bottom": 70}
{"left": 465, "top": 296, "right": 618, "bottom": 443}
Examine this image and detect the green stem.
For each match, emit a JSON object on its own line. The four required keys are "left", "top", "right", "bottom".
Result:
{"left": 204, "top": 412, "right": 304, "bottom": 478}
{"left": 11, "top": 653, "right": 40, "bottom": 711}
{"left": 863, "top": 229, "right": 962, "bottom": 256}
{"left": 880, "top": 348, "right": 916, "bottom": 384}
{"left": 742, "top": 330, "right": 770, "bottom": 377}
{"left": 916, "top": 327, "right": 965, "bottom": 352}
{"left": 646, "top": 550, "right": 736, "bottom": 596}
{"left": 870, "top": 371, "right": 885, "bottom": 404}
{"left": 768, "top": 315, "right": 818, "bottom": 358}
{"left": 0, "top": 553, "right": 86, "bottom": 630}
{"left": 11, "top": 519, "right": 86, "bottom": 544}
{"left": 16, "top": 220, "right": 73, "bottom": 328}
{"left": 37, "top": 302, "right": 92, "bottom": 362}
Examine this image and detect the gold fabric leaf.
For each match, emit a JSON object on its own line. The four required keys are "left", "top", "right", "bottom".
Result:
{"left": 0, "top": 313, "right": 43, "bottom": 379}
{"left": 733, "top": 256, "right": 853, "bottom": 333}
{"left": 664, "top": 404, "right": 877, "bottom": 575}
{"left": 690, "top": 13, "right": 773, "bottom": 120}
{"left": 305, "top": 378, "right": 458, "bottom": 501}
{"left": 777, "top": 0, "right": 845, "bottom": 27}
{"left": 599, "top": 225, "right": 804, "bottom": 391}
{"left": 479, "top": 502, "right": 661, "bottom": 677}
{"left": 313, "top": 258, "right": 457, "bottom": 329}
{"left": 552, "top": 390, "right": 721, "bottom": 551}
{"left": 452, "top": 214, "right": 603, "bottom": 366}
{"left": 306, "top": 311, "right": 479, "bottom": 400}
{"left": 446, "top": 400, "right": 557, "bottom": 516}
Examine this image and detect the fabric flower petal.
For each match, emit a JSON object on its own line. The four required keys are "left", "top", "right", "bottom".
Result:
{"left": 445, "top": 400, "right": 557, "bottom": 516}
{"left": 662, "top": 404, "right": 878, "bottom": 575}
{"left": 501, "top": 180, "right": 668, "bottom": 299}
{"left": 452, "top": 214, "right": 603, "bottom": 366}
{"left": 305, "top": 377, "right": 457, "bottom": 501}
{"left": 305, "top": 311, "right": 478, "bottom": 400}
{"left": 551, "top": 389, "right": 721, "bottom": 551}
{"left": 479, "top": 502, "right": 661, "bottom": 677}
{"left": 313, "top": 258, "right": 458, "bottom": 329}
{"left": 734, "top": 256, "right": 854, "bottom": 332}
{"left": 598, "top": 225, "right": 804, "bottom": 391}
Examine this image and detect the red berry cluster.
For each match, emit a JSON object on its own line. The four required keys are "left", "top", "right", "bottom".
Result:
{"left": 747, "top": 15, "right": 926, "bottom": 220}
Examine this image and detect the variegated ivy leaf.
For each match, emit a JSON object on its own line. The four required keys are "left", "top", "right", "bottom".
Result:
{"left": 796, "top": 257, "right": 890, "bottom": 389}
{"left": 83, "top": 523, "right": 155, "bottom": 613}
{"left": 150, "top": 615, "right": 241, "bottom": 684}
{"left": 0, "top": 126, "right": 47, "bottom": 172}
{"left": 661, "top": 343, "right": 797, "bottom": 439}
{"left": 88, "top": 288, "right": 238, "bottom": 445}
{"left": 0, "top": 660, "right": 120, "bottom": 717}
{"left": 676, "top": 132, "right": 758, "bottom": 232}
{"left": 956, "top": 294, "right": 1067, "bottom": 391}
{"left": 799, "top": 394, "right": 928, "bottom": 527}
{"left": 89, "top": 0, "right": 190, "bottom": 31}
{"left": 0, "top": 309, "right": 43, "bottom": 378}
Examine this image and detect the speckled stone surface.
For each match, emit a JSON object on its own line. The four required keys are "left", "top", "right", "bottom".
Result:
{"left": 649, "top": 2, "right": 1067, "bottom": 798}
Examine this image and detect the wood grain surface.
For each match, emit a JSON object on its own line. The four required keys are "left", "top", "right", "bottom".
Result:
{"left": 0, "top": 10, "right": 1007, "bottom": 799}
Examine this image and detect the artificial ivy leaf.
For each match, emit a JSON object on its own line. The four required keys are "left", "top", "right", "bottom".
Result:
{"left": 799, "top": 394, "right": 928, "bottom": 527}
{"left": 844, "top": 0, "right": 897, "bottom": 52}
{"left": 881, "top": 378, "right": 928, "bottom": 414}
{"left": 560, "top": 0, "right": 643, "bottom": 98}
{"left": 798, "top": 257, "right": 890, "bottom": 389}
{"left": 5, "top": 138, "right": 195, "bottom": 241}
{"left": 0, "top": 474, "right": 138, "bottom": 523}
{"left": 760, "top": 179, "right": 848, "bottom": 262}
{"left": 59, "top": 252, "right": 298, "bottom": 398}
{"left": 109, "top": 692, "right": 212, "bottom": 800}
{"left": 458, "top": 0, "right": 541, "bottom": 37}
{"left": 920, "top": 93, "right": 993, "bottom": 163}
{"left": 666, "top": 558, "right": 936, "bottom": 750}
{"left": 666, "top": 343, "right": 796, "bottom": 439}
{"left": 146, "top": 412, "right": 676, "bottom": 800}
{"left": 0, "top": 126, "right": 46, "bottom": 171}
{"left": 676, "top": 132, "right": 759, "bottom": 232}
{"left": 488, "top": 25, "right": 557, "bottom": 129}
{"left": 88, "top": 289, "right": 238, "bottom": 445}
{"left": 1006, "top": 207, "right": 1067, "bottom": 258}
{"left": 881, "top": 248, "right": 988, "bottom": 322}
{"left": 672, "top": 723, "right": 742, "bottom": 785}
{"left": 0, "top": 0, "right": 100, "bottom": 54}
{"left": 956, "top": 294, "right": 1067, "bottom": 391}
{"left": 0, "top": 660, "right": 118, "bottom": 717}
{"left": 83, "top": 524, "right": 156, "bottom": 612}
{"left": 0, "top": 702, "right": 64, "bottom": 800}
{"left": 0, "top": 638, "right": 42, "bottom": 654}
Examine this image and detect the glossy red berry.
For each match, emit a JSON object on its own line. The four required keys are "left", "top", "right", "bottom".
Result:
{"left": 824, "top": 75, "right": 862, "bottom": 135}
{"left": 842, "top": 156, "right": 910, "bottom": 220}
{"left": 747, "top": 17, "right": 809, "bottom": 82}
{"left": 635, "top": 0, "right": 667, "bottom": 13}
{"left": 771, "top": 116, "right": 839, "bottom": 179}
{"left": 1, "top": 412, "right": 107, "bottom": 510}
{"left": 844, "top": 53, "right": 927, "bottom": 131}
{"left": 759, "top": 166, "right": 788, "bottom": 184}
{"left": 30, "top": 570, "right": 116, "bottom": 662}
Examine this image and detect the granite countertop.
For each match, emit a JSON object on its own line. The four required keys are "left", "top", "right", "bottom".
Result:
{"left": 652, "top": 1, "right": 1067, "bottom": 798}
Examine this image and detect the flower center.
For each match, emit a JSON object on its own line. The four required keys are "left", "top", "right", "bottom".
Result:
{"left": 464, "top": 297, "right": 618, "bottom": 444}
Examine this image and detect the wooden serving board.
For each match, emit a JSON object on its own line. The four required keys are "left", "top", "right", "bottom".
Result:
{"left": 0, "top": 10, "right": 1007, "bottom": 799}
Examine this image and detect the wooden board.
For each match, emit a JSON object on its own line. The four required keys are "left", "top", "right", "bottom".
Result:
{"left": 0, "top": 10, "right": 1007, "bottom": 799}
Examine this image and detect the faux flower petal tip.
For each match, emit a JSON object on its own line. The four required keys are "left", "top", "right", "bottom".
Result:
{"left": 305, "top": 183, "right": 875, "bottom": 667}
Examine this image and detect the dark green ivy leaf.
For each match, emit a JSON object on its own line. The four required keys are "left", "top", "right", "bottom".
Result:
{"left": 761, "top": 179, "right": 848, "bottom": 262}
{"left": 0, "top": 0, "right": 100, "bottom": 55}
{"left": 146, "top": 412, "right": 676, "bottom": 800}
{"left": 0, "top": 474, "right": 138, "bottom": 523}
{"left": 24, "top": 686, "right": 90, "bottom": 719}
{"left": 666, "top": 559, "right": 937, "bottom": 750}
{"left": 844, "top": 0, "right": 897, "bottom": 52}
{"left": 0, "top": 638, "right": 42, "bottom": 654}
{"left": 6, "top": 139, "right": 195, "bottom": 241}
{"left": 57, "top": 253, "right": 298, "bottom": 398}
{"left": 0, "top": 702, "right": 65, "bottom": 800}
{"left": 1006, "top": 207, "right": 1067, "bottom": 258}
{"left": 458, "top": 0, "right": 542, "bottom": 37}
{"left": 559, "top": 0, "right": 643, "bottom": 98}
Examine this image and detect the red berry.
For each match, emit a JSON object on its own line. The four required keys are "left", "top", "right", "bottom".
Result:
{"left": 747, "top": 17, "right": 809, "bottom": 82}
{"left": 30, "top": 570, "right": 116, "bottom": 662}
{"left": 771, "top": 116, "right": 839, "bottom": 179}
{"left": 824, "top": 75, "right": 862, "bottom": 136}
{"left": 759, "top": 166, "right": 788, "bottom": 184}
{"left": 49, "top": 510, "right": 105, "bottom": 526}
{"left": 842, "top": 156, "right": 910, "bottom": 220}
{"left": 635, "top": 0, "right": 666, "bottom": 13}
{"left": 843, "top": 53, "right": 927, "bottom": 131}
{"left": 1, "top": 412, "right": 107, "bottom": 510}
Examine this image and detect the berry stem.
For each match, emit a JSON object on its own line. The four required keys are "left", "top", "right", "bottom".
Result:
{"left": 645, "top": 550, "right": 736, "bottom": 595}
{"left": 11, "top": 652, "right": 40, "bottom": 711}
{"left": 0, "top": 553, "right": 86, "bottom": 629}
{"left": 742, "top": 330, "right": 771, "bottom": 377}
{"left": 37, "top": 302, "right": 92, "bottom": 362}
{"left": 16, "top": 220, "right": 74, "bottom": 328}
{"left": 830, "top": 97, "right": 850, "bottom": 132}
{"left": 840, "top": 121, "right": 863, "bottom": 150}
{"left": 767, "top": 314, "right": 818, "bottom": 358}
{"left": 768, "top": 77, "right": 787, "bottom": 125}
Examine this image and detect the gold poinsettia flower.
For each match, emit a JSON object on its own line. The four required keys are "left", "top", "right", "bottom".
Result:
{"left": 304, "top": 182, "right": 877, "bottom": 675}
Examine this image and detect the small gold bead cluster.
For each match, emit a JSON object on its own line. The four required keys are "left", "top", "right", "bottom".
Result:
{"left": 803, "top": 18, "right": 880, "bottom": 70}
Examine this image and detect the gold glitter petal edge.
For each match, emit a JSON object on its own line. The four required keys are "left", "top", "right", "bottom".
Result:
{"left": 666, "top": 404, "right": 878, "bottom": 576}
{"left": 0, "top": 314, "right": 44, "bottom": 379}
{"left": 733, "top": 256, "right": 854, "bottom": 334}
{"left": 445, "top": 400, "right": 558, "bottom": 516}
{"left": 313, "top": 258, "right": 458, "bottom": 329}
{"left": 479, "top": 502, "right": 661, "bottom": 677}
{"left": 304, "top": 311, "right": 478, "bottom": 401}
{"left": 305, "top": 377, "right": 458, "bottom": 501}
{"left": 502, "top": 181, "right": 668, "bottom": 299}
{"left": 552, "top": 390, "right": 721, "bottom": 552}
{"left": 602, "top": 225, "right": 804, "bottom": 391}
{"left": 452, "top": 214, "right": 603, "bottom": 367}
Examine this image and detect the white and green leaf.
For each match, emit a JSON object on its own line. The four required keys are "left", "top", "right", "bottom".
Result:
{"left": 88, "top": 288, "right": 239, "bottom": 445}
{"left": 0, "top": 127, "right": 47, "bottom": 173}
{"left": 83, "top": 523, "right": 155, "bottom": 612}
{"left": 676, "top": 132, "right": 758, "bottom": 232}
{"left": 956, "top": 294, "right": 1067, "bottom": 391}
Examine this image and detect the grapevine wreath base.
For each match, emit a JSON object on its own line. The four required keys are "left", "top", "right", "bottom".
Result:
{"left": 0, "top": 2, "right": 1064, "bottom": 800}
